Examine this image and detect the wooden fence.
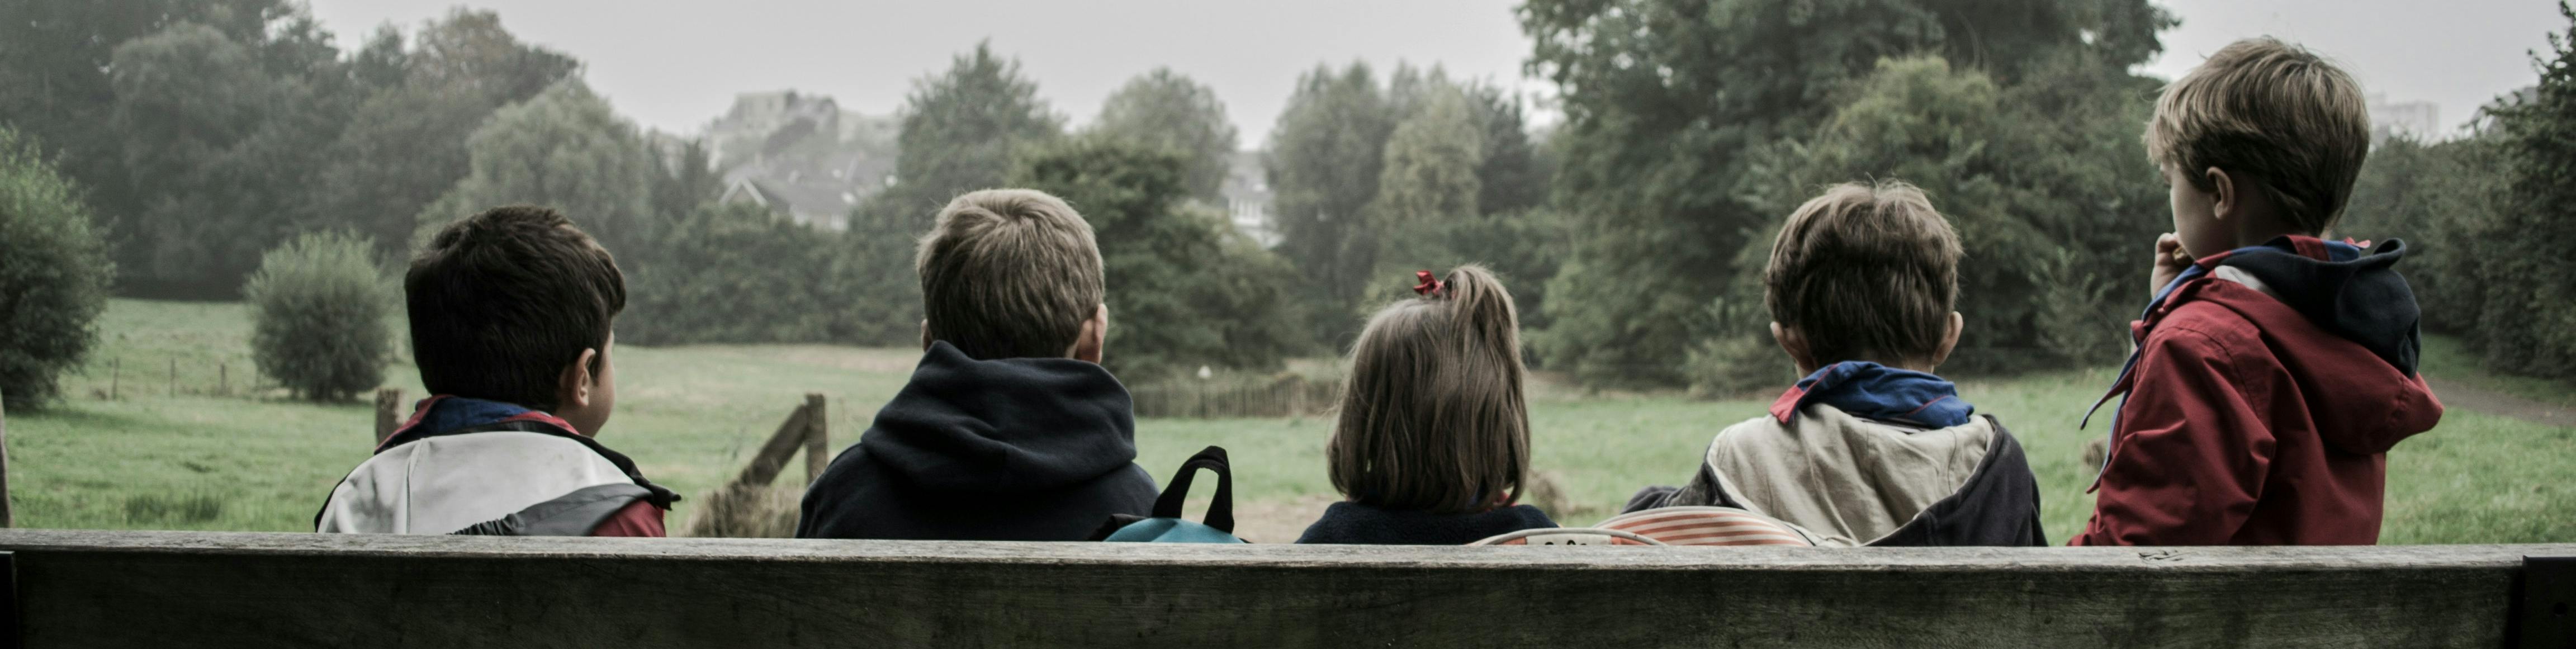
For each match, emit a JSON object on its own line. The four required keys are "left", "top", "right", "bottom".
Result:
{"left": 0, "top": 530, "right": 2562, "bottom": 647}
{"left": 1130, "top": 373, "right": 1339, "bottom": 419}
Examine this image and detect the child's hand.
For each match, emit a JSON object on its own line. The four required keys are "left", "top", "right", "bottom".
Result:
{"left": 2149, "top": 233, "right": 2193, "bottom": 295}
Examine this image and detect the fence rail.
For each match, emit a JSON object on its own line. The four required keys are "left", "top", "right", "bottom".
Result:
{"left": 0, "top": 529, "right": 2563, "bottom": 647}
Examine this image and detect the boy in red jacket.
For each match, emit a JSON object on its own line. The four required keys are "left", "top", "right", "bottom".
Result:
{"left": 2073, "top": 37, "right": 2443, "bottom": 546}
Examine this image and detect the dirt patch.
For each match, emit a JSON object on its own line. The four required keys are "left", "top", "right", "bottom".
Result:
{"left": 2426, "top": 377, "right": 2576, "bottom": 429}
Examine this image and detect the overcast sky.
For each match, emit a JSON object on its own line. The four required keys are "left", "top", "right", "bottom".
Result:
{"left": 302, "top": 1, "right": 2557, "bottom": 145}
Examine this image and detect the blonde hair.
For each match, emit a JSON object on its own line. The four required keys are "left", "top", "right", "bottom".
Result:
{"left": 1326, "top": 265, "right": 1529, "bottom": 514}
{"left": 915, "top": 189, "right": 1106, "bottom": 360}
{"left": 1764, "top": 180, "right": 1962, "bottom": 367}
{"left": 2146, "top": 37, "right": 2370, "bottom": 234}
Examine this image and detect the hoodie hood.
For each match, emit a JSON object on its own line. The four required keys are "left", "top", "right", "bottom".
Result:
{"left": 2206, "top": 236, "right": 2422, "bottom": 375}
{"left": 2088, "top": 235, "right": 2440, "bottom": 456}
{"left": 856, "top": 341, "right": 1142, "bottom": 493}
{"left": 2198, "top": 238, "right": 2441, "bottom": 454}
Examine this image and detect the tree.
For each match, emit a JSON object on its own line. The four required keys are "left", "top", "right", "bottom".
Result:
{"left": 1362, "top": 84, "right": 1487, "bottom": 311}
{"left": 1092, "top": 69, "right": 1240, "bottom": 203}
{"left": 244, "top": 231, "right": 390, "bottom": 402}
{"left": 1465, "top": 84, "right": 1551, "bottom": 216}
{"left": 1268, "top": 62, "right": 1398, "bottom": 343}
{"left": 891, "top": 42, "right": 1064, "bottom": 202}
{"left": 416, "top": 79, "right": 660, "bottom": 260}
{"left": 0, "top": 0, "right": 307, "bottom": 240}
{"left": 309, "top": 10, "right": 580, "bottom": 261}
{"left": 0, "top": 127, "right": 113, "bottom": 410}
{"left": 102, "top": 12, "right": 358, "bottom": 297}
{"left": 624, "top": 202, "right": 852, "bottom": 345}
{"left": 1015, "top": 138, "right": 1308, "bottom": 377}
{"left": 1520, "top": 0, "right": 2172, "bottom": 386}
{"left": 2471, "top": 2, "right": 2576, "bottom": 377}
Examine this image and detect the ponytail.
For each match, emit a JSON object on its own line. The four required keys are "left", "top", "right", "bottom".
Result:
{"left": 1429, "top": 265, "right": 1522, "bottom": 371}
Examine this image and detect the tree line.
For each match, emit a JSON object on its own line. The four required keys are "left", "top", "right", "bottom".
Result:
{"left": 6, "top": 0, "right": 2575, "bottom": 409}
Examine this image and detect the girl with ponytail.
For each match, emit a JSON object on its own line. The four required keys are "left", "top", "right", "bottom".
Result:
{"left": 1294, "top": 265, "right": 1557, "bottom": 544}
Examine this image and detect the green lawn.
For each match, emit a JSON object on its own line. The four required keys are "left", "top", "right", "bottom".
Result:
{"left": 8, "top": 299, "right": 2572, "bottom": 545}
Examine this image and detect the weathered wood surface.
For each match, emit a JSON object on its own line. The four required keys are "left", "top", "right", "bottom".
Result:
{"left": 0, "top": 529, "right": 2561, "bottom": 648}
{"left": 801, "top": 392, "right": 827, "bottom": 485}
{"left": 732, "top": 396, "right": 816, "bottom": 489}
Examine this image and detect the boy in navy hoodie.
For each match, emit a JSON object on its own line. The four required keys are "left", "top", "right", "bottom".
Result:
{"left": 318, "top": 206, "right": 676, "bottom": 537}
{"left": 1626, "top": 181, "right": 2045, "bottom": 547}
{"left": 2073, "top": 38, "right": 2441, "bottom": 546}
{"left": 797, "top": 189, "right": 1156, "bottom": 541}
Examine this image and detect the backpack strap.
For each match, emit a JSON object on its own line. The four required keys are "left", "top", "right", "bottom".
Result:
{"left": 1154, "top": 446, "right": 1235, "bottom": 533}
{"left": 450, "top": 483, "right": 651, "bottom": 536}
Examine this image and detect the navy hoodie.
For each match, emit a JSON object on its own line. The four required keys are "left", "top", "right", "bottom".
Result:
{"left": 1295, "top": 503, "right": 1558, "bottom": 545}
{"left": 796, "top": 342, "right": 1157, "bottom": 541}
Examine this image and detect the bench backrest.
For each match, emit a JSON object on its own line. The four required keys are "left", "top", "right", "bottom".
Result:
{"left": 0, "top": 529, "right": 2565, "bottom": 647}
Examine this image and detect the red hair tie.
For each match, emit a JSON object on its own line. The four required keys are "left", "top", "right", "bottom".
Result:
{"left": 1412, "top": 271, "right": 1447, "bottom": 298}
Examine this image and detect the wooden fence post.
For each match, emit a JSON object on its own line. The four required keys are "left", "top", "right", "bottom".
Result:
{"left": 168, "top": 358, "right": 176, "bottom": 397}
{"left": 109, "top": 358, "right": 119, "bottom": 401}
{"left": 731, "top": 398, "right": 818, "bottom": 489}
{"left": 803, "top": 393, "right": 828, "bottom": 486}
{"left": 372, "top": 389, "right": 404, "bottom": 444}
{"left": 0, "top": 385, "right": 12, "bottom": 527}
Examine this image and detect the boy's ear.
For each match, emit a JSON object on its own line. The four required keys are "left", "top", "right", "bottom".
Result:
{"left": 920, "top": 319, "right": 931, "bottom": 351}
{"left": 1071, "top": 304, "right": 1108, "bottom": 364}
{"left": 557, "top": 347, "right": 599, "bottom": 411}
{"left": 1770, "top": 321, "right": 1817, "bottom": 376}
{"left": 2203, "top": 167, "right": 2237, "bottom": 223}
{"left": 1929, "top": 311, "right": 1964, "bottom": 370}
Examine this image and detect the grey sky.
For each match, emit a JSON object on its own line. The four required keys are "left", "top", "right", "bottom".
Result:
{"left": 304, "top": 1, "right": 2556, "bottom": 145}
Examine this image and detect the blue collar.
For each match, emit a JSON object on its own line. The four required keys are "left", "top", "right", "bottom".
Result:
{"left": 1768, "top": 361, "right": 1974, "bottom": 428}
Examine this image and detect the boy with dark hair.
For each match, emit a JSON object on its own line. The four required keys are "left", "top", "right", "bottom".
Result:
{"left": 2075, "top": 38, "right": 2442, "bottom": 546}
{"left": 317, "top": 206, "right": 675, "bottom": 536}
{"left": 1627, "top": 181, "right": 2045, "bottom": 547}
{"left": 797, "top": 189, "right": 1157, "bottom": 541}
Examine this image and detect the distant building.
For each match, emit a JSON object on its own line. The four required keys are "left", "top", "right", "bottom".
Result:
{"left": 2367, "top": 93, "right": 2443, "bottom": 143}
{"left": 1219, "top": 150, "right": 1278, "bottom": 247}
{"left": 702, "top": 90, "right": 898, "bottom": 231}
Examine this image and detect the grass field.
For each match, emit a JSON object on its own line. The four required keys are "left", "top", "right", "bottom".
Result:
{"left": 8, "top": 299, "right": 2571, "bottom": 544}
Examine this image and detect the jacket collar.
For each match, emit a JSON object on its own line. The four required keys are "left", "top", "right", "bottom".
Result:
{"left": 1769, "top": 361, "right": 1974, "bottom": 428}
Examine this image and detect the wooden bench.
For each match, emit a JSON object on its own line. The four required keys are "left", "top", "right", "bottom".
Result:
{"left": 0, "top": 530, "right": 2567, "bottom": 647}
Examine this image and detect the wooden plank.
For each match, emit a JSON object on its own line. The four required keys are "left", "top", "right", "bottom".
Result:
{"left": 801, "top": 393, "right": 827, "bottom": 486}
{"left": 731, "top": 400, "right": 814, "bottom": 489}
{"left": 371, "top": 388, "right": 404, "bottom": 444}
{"left": 0, "top": 530, "right": 2561, "bottom": 648}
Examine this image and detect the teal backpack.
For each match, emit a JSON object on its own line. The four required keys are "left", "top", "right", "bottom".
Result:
{"left": 1092, "top": 446, "right": 1247, "bottom": 543}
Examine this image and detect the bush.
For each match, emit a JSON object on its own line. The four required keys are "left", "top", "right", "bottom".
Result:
{"left": 244, "top": 231, "right": 392, "bottom": 401}
{"left": 0, "top": 127, "right": 113, "bottom": 410}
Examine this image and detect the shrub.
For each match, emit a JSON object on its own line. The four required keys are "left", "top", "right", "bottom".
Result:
{"left": 0, "top": 127, "right": 114, "bottom": 410}
{"left": 244, "top": 231, "right": 391, "bottom": 401}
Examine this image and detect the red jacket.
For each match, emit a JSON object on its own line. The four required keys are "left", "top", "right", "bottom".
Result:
{"left": 2073, "top": 236, "right": 2443, "bottom": 546}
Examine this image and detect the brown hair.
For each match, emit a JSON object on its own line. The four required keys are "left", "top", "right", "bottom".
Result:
{"left": 2146, "top": 37, "right": 2371, "bottom": 234}
{"left": 1764, "top": 181, "right": 1962, "bottom": 367}
{"left": 408, "top": 205, "right": 626, "bottom": 412}
{"left": 916, "top": 189, "right": 1106, "bottom": 360}
{"left": 1326, "top": 265, "right": 1529, "bottom": 514}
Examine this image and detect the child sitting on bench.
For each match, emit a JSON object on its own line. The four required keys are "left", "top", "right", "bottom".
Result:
{"left": 317, "top": 206, "right": 676, "bottom": 536}
{"left": 1625, "top": 181, "right": 2045, "bottom": 547}
{"left": 1295, "top": 266, "right": 1557, "bottom": 544}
